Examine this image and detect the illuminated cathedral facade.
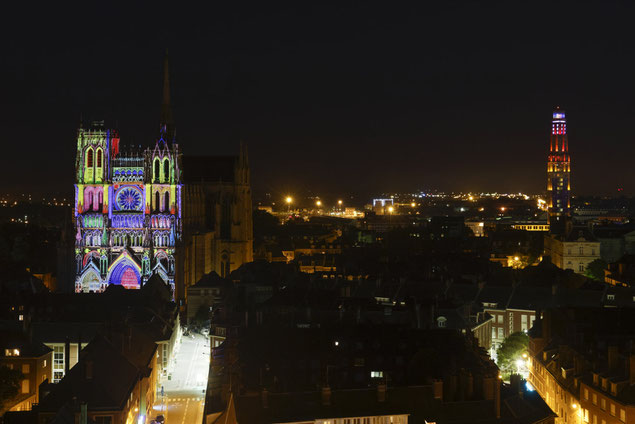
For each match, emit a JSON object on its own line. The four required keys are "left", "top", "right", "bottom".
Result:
{"left": 73, "top": 58, "right": 182, "bottom": 293}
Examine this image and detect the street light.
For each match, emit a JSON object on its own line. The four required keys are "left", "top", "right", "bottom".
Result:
{"left": 411, "top": 202, "right": 416, "bottom": 207}
{"left": 286, "top": 196, "right": 293, "bottom": 212}
{"left": 316, "top": 200, "right": 322, "bottom": 207}
{"left": 338, "top": 200, "right": 343, "bottom": 205}
{"left": 388, "top": 206, "right": 394, "bottom": 214}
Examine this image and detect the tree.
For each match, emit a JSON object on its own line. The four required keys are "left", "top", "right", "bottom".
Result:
{"left": 584, "top": 259, "right": 607, "bottom": 281}
{"left": 0, "top": 365, "right": 23, "bottom": 405}
{"left": 496, "top": 332, "right": 529, "bottom": 378}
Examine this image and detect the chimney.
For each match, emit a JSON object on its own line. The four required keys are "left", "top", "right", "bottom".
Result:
{"left": 433, "top": 380, "right": 443, "bottom": 400}
{"left": 321, "top": 386, "right": 331, "bottom": 406}
{"left": 261, "top": 388, "right": 269, "bottom": 409}
{"left": 65, "top": 337, "right": 71, "bottom": 375}
{"left": 85, "top": 360, "right": 93, "bottom": 380}
{"left": 542, "top": 311, "right": 551, "bottom": 341}
{"left": 630, "top": 355, "right": 635, "bottom": 385}
{"left": 608, "top": 346, "right": 619, "bottom": 372}
{"left": 77, "top": 331, "right": 82, "bottom": 362}
{"left": 574, "top": 355, "right": 584, "bottom": 376}
{"left": 377, "top": 384, "right": 386, "bottom": 402}
{"left": 80, "top": 402, "right": 87, "bottom": 424}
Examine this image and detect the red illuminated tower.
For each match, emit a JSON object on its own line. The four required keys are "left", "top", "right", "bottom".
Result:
{"left": 547, "top": 108, "right": 571, "bottom": 229}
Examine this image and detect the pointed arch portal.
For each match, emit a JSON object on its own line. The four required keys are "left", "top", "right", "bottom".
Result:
{"left": 107, "top": 252, "right": 142, "bottom": 289}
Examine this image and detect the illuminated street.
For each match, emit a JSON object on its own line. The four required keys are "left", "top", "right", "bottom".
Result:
{"left": 159, "top": 332, "right": 209, "bottom": 424}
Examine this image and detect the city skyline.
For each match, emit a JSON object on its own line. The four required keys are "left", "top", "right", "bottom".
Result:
{"left": 3, "top": 2, "right": 635, "bottom": 197}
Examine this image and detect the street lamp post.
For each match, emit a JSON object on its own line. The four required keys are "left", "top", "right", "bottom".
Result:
{"left": 286, "top": 196, "right": 293, "bottom": 212}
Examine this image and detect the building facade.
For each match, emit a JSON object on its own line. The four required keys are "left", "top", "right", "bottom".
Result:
{"left": 484, "top": 303, "right": 535, "bottom": 359}
{"left": 178, "top": 149, "right": 253, "bottom": 304}
{"left": 0, "top": 336, "right": 52, "bottom": 413}
{"left": 73, "top": 58, "right": 182, "bottom": 293}
{"left": 528, "top": 308, "right": 635, "bottom": 424}
{"left": 544, "top": 231, "right": 601, "bottom": 274}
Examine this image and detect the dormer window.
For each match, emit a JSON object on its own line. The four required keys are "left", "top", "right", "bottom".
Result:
{"left": 437, "top": 316, "right": 447, "bottom": 328}
{"left": 607, "top": 294, "right": 615, "bottom": 301}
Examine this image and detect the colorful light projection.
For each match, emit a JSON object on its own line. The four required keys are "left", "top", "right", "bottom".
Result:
{"left": 111, "top": 214, "right": 145, "bottom": 228}
{"left": 107, "top": 251, "right": 142, "bottom": 289}
{"left": 74, "top": 92, "right": 181, "bottom": 294}
{"left": 115, "top": 186, "right": 144, "bottom": 211}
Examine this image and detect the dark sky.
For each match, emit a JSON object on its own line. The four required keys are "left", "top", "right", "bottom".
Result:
{"left": 3, "top": 1, "right": 635, "bottom": 198}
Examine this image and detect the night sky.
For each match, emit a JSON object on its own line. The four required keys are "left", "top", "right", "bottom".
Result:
{"left": 3, "top": 1, "right": 635, "bottom": 198}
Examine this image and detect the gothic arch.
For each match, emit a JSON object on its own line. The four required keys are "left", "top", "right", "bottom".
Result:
{"left": 154, "top": 158, "right": 160, "bottom": 183}
{"left": 106, "top": 251, "right": 142, "bottom": 289}
{"left": 163, "top": 158, "right": 170, "bottom": 182}
{"left": 84, "top": 186, "right": 94, "bottom": 211}
{"left": 86, "top": 147, "right": 94, "bottom": 168}
{"left": 152, "top": 261, "right": 169, "bottom": 284}
{"left": 77, "top": 265, "right": 102, "bottom": 293}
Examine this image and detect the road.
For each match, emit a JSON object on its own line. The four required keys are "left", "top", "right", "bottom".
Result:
{"left": 156, "top": 332, "right": 210, "bottom": 424}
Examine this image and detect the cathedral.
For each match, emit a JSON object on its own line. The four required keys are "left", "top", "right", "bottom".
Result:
{"left": 73, "top": 56, "right": 182, "bottom": 293}
{"left": 72, "top": 54, "right": 253, "bottom": 301}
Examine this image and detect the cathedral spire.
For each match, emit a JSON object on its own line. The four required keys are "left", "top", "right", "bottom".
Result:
{"left": 160, "top": 49, "right": 174, "bottom": 141}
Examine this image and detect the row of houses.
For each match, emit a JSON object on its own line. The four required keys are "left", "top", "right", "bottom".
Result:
{"left": 1, "top": 275, "right": 180, "bottom": 423}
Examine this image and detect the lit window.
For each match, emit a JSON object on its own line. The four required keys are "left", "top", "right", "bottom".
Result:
{"left": 86, "top": 148, "right": 94, "bottom": 168}
{"left": 4, "top": 348, "right": 20, "bottom": 356}
{"left": 371, "top": 371, "right": 384, "bottom": 378}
